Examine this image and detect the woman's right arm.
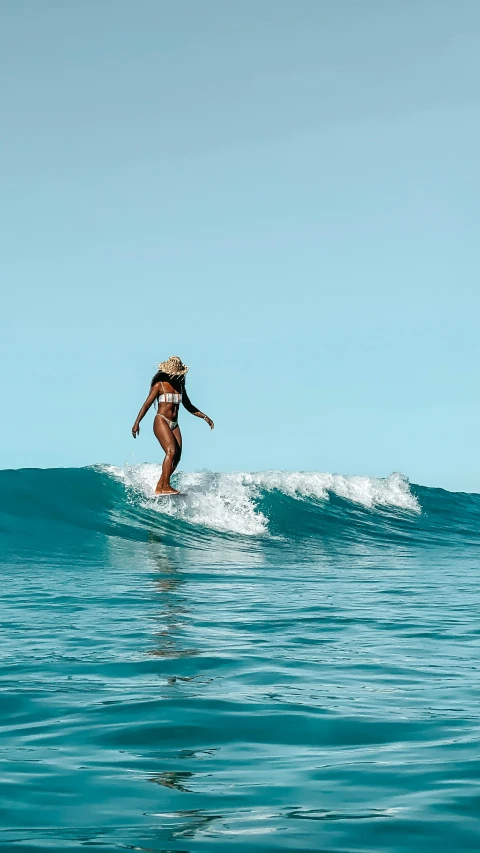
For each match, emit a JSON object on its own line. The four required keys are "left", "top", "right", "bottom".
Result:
{"left": 132, "top": 384, "right": 160, "bottom": 438}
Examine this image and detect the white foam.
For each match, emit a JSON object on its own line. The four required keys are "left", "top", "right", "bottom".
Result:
{"left": 102, "top": 465, "right": 419, "bottom": 536}
{"left": 245, "top": 470, "right": 420, "bottom": 512}
{"left": 105, "top": 465, "right": 268, "bottom": 536}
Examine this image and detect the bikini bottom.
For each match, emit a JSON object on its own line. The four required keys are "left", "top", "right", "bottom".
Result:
{"left": 156, "top": 413, "right": 178, "bottom": 431}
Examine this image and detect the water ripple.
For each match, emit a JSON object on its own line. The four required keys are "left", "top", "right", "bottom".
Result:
{"left": 1, "top": 468, "right": 480, "bottom": 850}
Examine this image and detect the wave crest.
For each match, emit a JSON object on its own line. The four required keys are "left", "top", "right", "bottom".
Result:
{"left": 3, "top": 466, "right": 480, "bottom": 555}
{"left": 105, "top": 465, "right": 419, "bottom": 537}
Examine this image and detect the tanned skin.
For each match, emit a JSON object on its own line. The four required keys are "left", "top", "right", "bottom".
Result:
{"left": 132, "top": 381, "right": 214, "bottom": 495}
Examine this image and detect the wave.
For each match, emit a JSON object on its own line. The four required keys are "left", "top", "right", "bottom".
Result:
{"left": 107, "top": 465, "right": 419, "bottom": 535}
{"left": 1, "top": 465, "right": 480, "bottom": 560}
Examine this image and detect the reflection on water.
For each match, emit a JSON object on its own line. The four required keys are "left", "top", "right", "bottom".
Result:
{"left": 149, "top": 770, "right": 194, "bottom": 792}
{"left": 146, "top": 545, "right": 199, "bottom": 661}
{"left": 147, "top": 809, "right": 223, "bottom": 841}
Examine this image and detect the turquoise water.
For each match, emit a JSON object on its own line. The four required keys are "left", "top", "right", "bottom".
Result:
{"left": 1, "top": 465, "right": 480, "bottom": 851}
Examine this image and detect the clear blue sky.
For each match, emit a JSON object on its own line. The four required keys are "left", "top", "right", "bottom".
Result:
{"left": 1, "top": 0, "right": 479, "bottom": 490}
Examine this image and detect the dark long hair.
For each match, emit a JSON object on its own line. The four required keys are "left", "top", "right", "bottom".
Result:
{"left": 150, "top": 370, "right": 185, "bottom": 391}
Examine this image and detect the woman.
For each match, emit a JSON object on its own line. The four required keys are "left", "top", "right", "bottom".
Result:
{"left": 132, "top": 356, "right": 214, "bottom": 495}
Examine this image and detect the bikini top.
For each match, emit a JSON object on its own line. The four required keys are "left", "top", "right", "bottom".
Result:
{"left": 157, "top": 381, "right": 182, "bottom": 404}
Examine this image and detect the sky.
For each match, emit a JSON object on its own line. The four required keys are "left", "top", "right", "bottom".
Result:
{"left": 1, "top": 0, "right": 479, "bottom": 490}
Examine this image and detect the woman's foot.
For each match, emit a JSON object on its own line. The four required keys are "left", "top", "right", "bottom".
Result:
{"left": 155, "top": 486, "right": 180, "bottom": 496}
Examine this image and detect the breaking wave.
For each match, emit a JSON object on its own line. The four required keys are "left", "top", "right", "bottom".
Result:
{"left": 1, "top": 465, "right": 480, "bottom": 560}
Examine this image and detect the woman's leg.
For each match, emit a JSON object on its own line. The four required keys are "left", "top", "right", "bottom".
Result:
{"left": 153, "top": 416, "right": 180, "bottom": 494}
{"left": 171, "top": 426, "right": 182, "bottom": 474}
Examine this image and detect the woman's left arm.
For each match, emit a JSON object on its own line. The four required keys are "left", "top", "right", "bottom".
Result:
{"left": 182, "top": 387, "right": 214, "bottom": 429}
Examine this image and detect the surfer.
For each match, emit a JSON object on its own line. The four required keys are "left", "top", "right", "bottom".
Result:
{"left": 131, "top": 356, "right": 214, "bottom": 496}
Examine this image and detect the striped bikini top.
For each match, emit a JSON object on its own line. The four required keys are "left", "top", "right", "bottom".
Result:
{"left": 158, "top": 381, "right": 182, "bottom": 405}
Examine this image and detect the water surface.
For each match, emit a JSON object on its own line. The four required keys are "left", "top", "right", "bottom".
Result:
{"left": 1, "top": 465, "right": 479, "bottom": 851}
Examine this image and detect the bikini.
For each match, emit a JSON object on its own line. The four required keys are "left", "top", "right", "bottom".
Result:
{"left": 155, "top": 382, "right": 182, "bottom": 431}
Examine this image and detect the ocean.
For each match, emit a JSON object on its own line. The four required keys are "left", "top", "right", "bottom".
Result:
{"left": 1, "top": 464, "right": 479, "bottom": 852}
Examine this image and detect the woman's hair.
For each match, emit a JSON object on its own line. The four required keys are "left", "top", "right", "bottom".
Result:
{"left": 150, "top": 370, "right": 185, "bottom": 389}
